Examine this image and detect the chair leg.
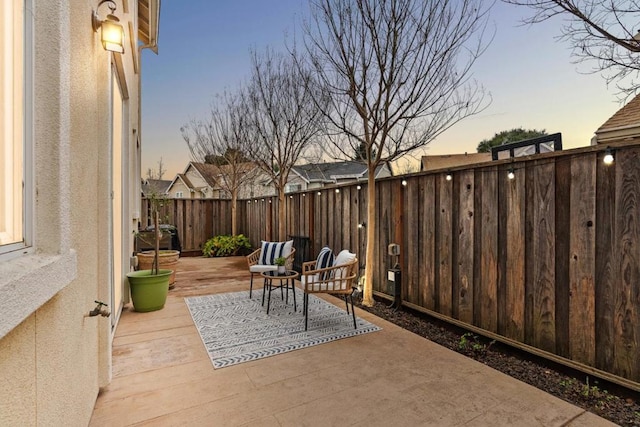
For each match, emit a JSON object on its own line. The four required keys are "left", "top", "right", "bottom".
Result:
{"left": 267, "top": 278, "right": 273, "bottom": 314}
{"left": 291, "top": 280, "right": 297, "bottom": 312}
{"left": 304, "top": 293, "right": 309, "bottom": 331}
{"left": 350, "top": 294, "right": 357, "bottom": 329}
{"left": 344, "top": 295, "right": 350, "bottom": 314}
{"left": 249, "top": 274, "right": 254, "bottom": 298}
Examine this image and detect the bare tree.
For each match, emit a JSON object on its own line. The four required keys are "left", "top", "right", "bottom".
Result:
{"left": 146, "top": 157, "right": 166, "bottom": 180}
{"left": 244, "top": 47, "right": 326, "bottom": 240}
{"left": 181, "top": 90, "right": 258, "bottom": 235}
{"left": 503, "top": 0, "right": 640, "bottom": 96}
{"left": 303, "top": 0, "right": 492, "bottom": 306}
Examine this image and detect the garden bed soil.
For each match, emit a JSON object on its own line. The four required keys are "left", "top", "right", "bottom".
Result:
{"left": 356, "top": 299, "right": 640, "bottom": 427}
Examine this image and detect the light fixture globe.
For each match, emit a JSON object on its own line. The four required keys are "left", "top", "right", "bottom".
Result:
{"left": 92, "top": 0, "right": 125, "bottom": 53}
{"left": 100, "top": 15, "right": 125, "bottom": 53}
{"left": 603, "top": 147, "right": 614, "bottom": 165}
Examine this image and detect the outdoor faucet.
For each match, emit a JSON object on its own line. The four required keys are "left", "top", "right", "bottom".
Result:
{"left": 87, "top": 300, "right": 111, "bottom": 318}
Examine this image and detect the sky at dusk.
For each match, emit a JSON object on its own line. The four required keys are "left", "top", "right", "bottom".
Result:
{"left": 141, "top": 0, "right": 624, "bottom": 179}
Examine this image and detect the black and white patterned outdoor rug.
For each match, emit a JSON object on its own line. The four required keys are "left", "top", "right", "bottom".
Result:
{"left": 185, "top": 289, "right": 381, "bottom": 369}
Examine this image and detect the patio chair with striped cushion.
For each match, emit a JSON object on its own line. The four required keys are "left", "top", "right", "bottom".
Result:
{"left": 300, "top": 249, "right": 358, "bottom": 331}
{"left": 246, "top": 240, "right": 295, "bottom": 298}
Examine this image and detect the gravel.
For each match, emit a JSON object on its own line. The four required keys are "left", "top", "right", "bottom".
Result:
{"left": 356, "top": 299, "right": 640, "bottom": 427}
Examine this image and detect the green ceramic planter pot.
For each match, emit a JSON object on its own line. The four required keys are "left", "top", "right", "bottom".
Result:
{"left": 126, "top": 269, "right": 172, "bottom": 312}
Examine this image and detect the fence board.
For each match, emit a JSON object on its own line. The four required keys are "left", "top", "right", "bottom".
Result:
{"left": 595, "top": 150, "right": 616, "bottom": 373}
{"left": 377, "top": 181, "right": 392, "bottom": 293}
{"left": 457, "top": 170, "right": 474, "bottom": 324}
{"left": 569, "top": 154, "right": 596, "bottom": 365}
{"left": 405, "top": 179, "right": 418, "bottom": 304}
{"left": 554, "top": 159, "right": 571, "bottom": 358}
{"left": 349, "top": 187, "right": 359, "bottom": 264}
{"left": 420, "top": 176, "right": 436, "bottom": 311}
{"left": 358, "top": 185, "right": 367, "bottom": 274}
{"left": 342, "top": 190, "right": 351, "bottom": 252}
{"left": 478, "top": 167, "right": 498, "bottom": 332}
{"left": 437, "top": 174, "right": 453, "bottom": 317}
{"left": 499, "top": 164, "right": 525, "bottom": 340}
{"left": 526, "top": 161, "right": 556, "bottom": 353}
{"left": 612, "top": 148, "right": 640, "bottom": 380}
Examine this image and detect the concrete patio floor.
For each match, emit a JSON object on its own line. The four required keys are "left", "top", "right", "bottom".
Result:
{"left": 90, "top": 256, "right": 615, "bottom": 426}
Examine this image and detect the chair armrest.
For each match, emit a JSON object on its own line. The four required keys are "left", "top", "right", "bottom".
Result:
{"left": 302, "top": 260, "right": 317, "bottom": 274}
{"left": 301, "top": 258, "right": 358, "bottom": 292}
{"left": 285, "top": 248, "right": 296, "bottom": 270}
{"left": 246, "top": 248, "right": 261, "bottom": 267}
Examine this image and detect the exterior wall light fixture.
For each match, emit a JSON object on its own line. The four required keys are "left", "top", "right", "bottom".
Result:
{"left": 603, "top": 147, "right": 614, "bottom": 165}
{"left": 92, "top": 0, "right": 125, "bottom": 53}
{"left": 507, "top": 168, "right": 515, "bottom": 180}
{"left": 445, "top": 171, "right": 452, "bottom": 181}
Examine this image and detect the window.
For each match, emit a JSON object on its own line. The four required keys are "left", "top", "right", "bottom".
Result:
{"left": 285, "top": 183, "right": 302, "bottom": 193}
{"left": 175, "top": 191, "right": 183, "bottom": 198}
{"left": 1, "top": 0, "right": 31, "bottom": 256}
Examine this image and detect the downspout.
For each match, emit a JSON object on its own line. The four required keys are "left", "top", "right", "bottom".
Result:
{"left": 136, "top": 0, "right": 161, "bottom": 225}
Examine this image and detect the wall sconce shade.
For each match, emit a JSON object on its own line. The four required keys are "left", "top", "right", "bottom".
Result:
{"left": 92, "top": 0, "right": 125, "bottom": 53}
{"left": 507, "top": 168, "right": 515, "bottom": 180}
{"left": 445, "top": 171, "right": 452, "bottom": 181}
{"left": 401, "top": 180, "right": 407, "bottom": 186}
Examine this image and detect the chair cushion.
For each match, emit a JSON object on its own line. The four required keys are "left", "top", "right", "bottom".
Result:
{"left": 315, "top": 246, "right": 334, "bottom": 280}
{"left": 300, "top": 273, "right": 319, "bottom": 286}
{"left": 301, "top": 275, "right": 347, "bottom": 292}
{"left": 258, "top": 240, "right": 293, "bottom": 265}
{"left": 249, "top": 264, "right": 278, "bottom": 273}
{"left": 333, "top": 250, "right": 356, "bottom": 281}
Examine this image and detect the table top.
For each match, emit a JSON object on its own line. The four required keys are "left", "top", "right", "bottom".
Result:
{"left": 261, "top": 270, "right": 299, "bottom": 279}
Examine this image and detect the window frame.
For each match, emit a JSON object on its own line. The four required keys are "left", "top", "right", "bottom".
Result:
{"left": 0, "top": 0, "right": 33, "bottom": 260}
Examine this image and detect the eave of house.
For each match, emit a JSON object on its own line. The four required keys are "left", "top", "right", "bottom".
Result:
{"left": 594, "top": 123, "right": 640, "bottom": 144}
{"left": 138, "top": 0, "right": 160, "bottom": 54}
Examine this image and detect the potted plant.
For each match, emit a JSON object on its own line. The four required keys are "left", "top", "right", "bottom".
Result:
{"left": 126, "top": 196, "right": 173, "bottom": 312}
{"left": 136, "top": 224, "right": 180, "bottom": 289}
{"left": 275, "top": 256, "right": 286, "bottom": 274}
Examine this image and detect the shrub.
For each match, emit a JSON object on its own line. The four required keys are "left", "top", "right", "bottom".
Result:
{"left": 202, "top": 234, "right": 251, "bottom": 257}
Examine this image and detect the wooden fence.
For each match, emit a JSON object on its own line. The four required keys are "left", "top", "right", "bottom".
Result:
{"left": 142, "top": 142, "right": 640, "bottom": 389}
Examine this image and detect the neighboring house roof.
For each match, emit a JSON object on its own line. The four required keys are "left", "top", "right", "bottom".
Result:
{"left": 594, "top": 94, "right": 640, "bottom": 144}
{"left": 189, "top": 162, "right": 220, "bottom": 188}
{"left": 421, "top": 153, "right": 492, "bottom": 172}
{"left": 290, "top": 160, "right": 391, "bottom": 184}
{"left": 141, "top": 178, "right": 171, "bottom": 196}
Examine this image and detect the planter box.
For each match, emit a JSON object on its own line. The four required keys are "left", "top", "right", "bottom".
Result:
{"left": 137, "top": 250, "right": 180, "bottom": 287}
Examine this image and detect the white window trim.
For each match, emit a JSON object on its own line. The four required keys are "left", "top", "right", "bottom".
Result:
{"left": 0, "top": 0, "right": 33, "bottom": 261}
{"left": 0, "top": 0, "right": 76, "bottom": 341}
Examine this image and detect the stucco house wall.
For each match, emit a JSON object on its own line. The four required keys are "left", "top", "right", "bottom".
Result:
{"left": 185, "top": 164, "right": 210, "bottom": 192}
{"left": 168, "top": 179, "right": 194, "bottom": 199}
{"left": 0, "top": 1, "right": 154, "bottom": 425}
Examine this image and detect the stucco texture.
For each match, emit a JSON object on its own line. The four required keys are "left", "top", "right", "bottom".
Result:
{"left": 0, "top": 0, "right": 142, "bottom": 425}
